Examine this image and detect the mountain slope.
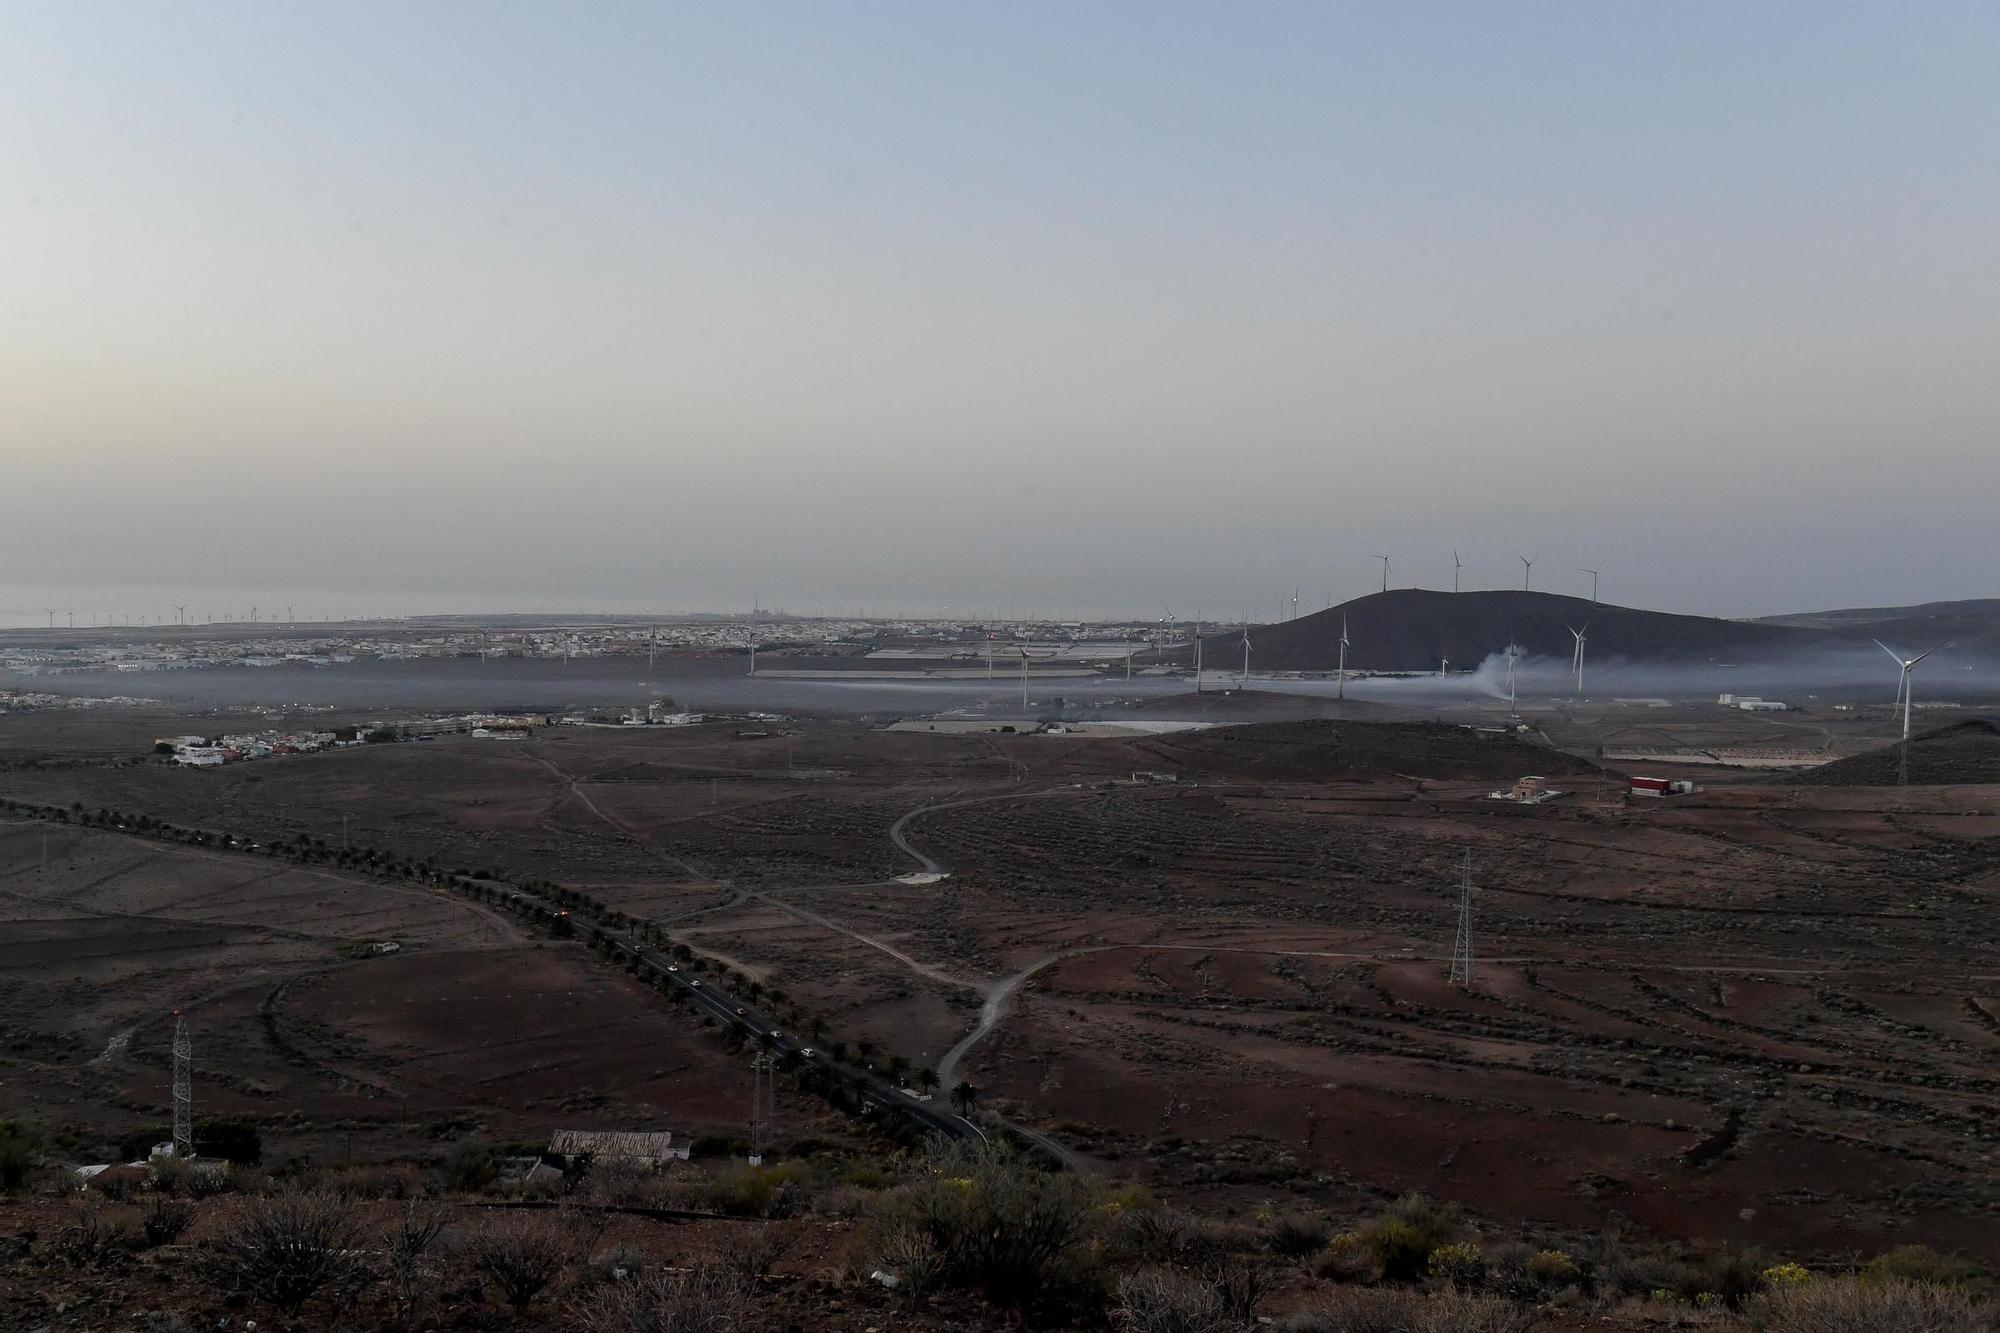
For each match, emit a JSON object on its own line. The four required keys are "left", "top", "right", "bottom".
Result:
{"left": 1756, "top": 598, "right": 2000, "bottom": 655}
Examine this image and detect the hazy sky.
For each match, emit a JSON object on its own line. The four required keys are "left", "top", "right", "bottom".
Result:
{"left": 5, "top": 2, "right": 1999, "bottom": 624}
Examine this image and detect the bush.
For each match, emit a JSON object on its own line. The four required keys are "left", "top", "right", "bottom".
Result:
{"left": 1280, "top": 1287, "right": 1530, "bottom": 1333}
{"left": 1864, "top": 1245, "right": 1987, "bottom": 1290}
{"left": 47, "top": 1203, "right": 132, "bottom": 1269}
{"left": 1114, "top": 1269, "right": 1235, "bottom": 1333}
{"left": 468, "top": 1209, "right": 588, "bottom": 1312}
{"left": 568, "top": 1266, "right": 754, "bottom": 1332}
{"left": 1265, "top": 1211, "right": 1334, "bottom": 1258}
{"left": 384, "top": 1202, "right": 445, "bottom": 1322}
{"left": 1754, "top": 1275, "right": 1990, "bottom": 1332}
{"left": 1361, "top": 1194, "right": 1463, "bottom": 1284}
{"left": 443, "top": 1142, "right": 499, "bottom": 1193}
{"left": 705, "top": 1161, "right": 809, "bottom": 1218}
{"left": 1526, "top": 1247, "right": 1580, "bottom": 1290}
{"left": 1429, "top": 1241, "right": 1487, "bottom": 1290}
{"left": 202, "top": 1191, "right": 362, "bottom": 1315}
{"left": 1316, "top": 1230, "right": 1374, "bottom": 1283}
{"left": 869, "top": 1144, "right": 1106, "bottom": 1318}
{"left": 1762, "top": 1262, "right": 1811, "bottom": 1290}
{"left": 144, "top": 1195, "right": 195, "bottom": 1247}
{"left": 0, "top": 1121, "right": 39, "bottom": 1191}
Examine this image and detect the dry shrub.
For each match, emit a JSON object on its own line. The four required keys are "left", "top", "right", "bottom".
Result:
{"left": 143, "top": 1194, "right": 195, "bottom": 1247}
{"left": 1753, "top": 1276, "right": 1990, "bottom": 1333}
{"left": 1863, "top": 1245, "right": 1988, "bottom": 1290}
{"left": 1114, "top": 1268, "right": 1237, "bottom": 1333}
{"left": 1362, "top": 1194, "right": 1463, "bottom": 1284}
{"left": 1281, "top": 1287, "right": 1531, "bottom": 1333}
{"left": 384, "top": 1201, "right": 446, "bottom": 1322}
{"left": 715, "top": 1225, "right": 787, "bottom": 1285}
{"left": 868, "top": 1144, "right": 1105, "bottom": 1318}
{"left": 567, "top": 1266, "right": 754, "bottom": 1332}
{"left": 467, "top": 1208, "right": 591, "bottom": 1312}
{"left": 47, "top": 1202, "right": 132, "bottom": 1269}
{"left": 201, "top": 1190, "right": 363, "bottom": 1315}
{"left": 1265, "top": 1211, "right": 1334, "bottom": 1258}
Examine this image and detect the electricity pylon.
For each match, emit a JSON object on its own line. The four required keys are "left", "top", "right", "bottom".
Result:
{"left": 1448, "top": 852, "right": 1475, "bottom": 989}
{"left": 748, "top": 1052, "right": 777, "bottom": 1161}
{"left": 171, "top": 1011, "right": 193, "bottom": 1159}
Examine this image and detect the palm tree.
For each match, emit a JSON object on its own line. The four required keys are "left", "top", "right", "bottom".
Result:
{"left": 916, "top": 1067, "right": 941, "bottom": 1095}
{"left": 887, "top": 1053, "right": 910, "bottom": 1083}
{"left": 950, "top": 1081, "right": 977, "bottom": 1115}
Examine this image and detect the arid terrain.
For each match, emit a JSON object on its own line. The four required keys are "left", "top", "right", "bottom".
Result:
{"left": 0, "top": 704, "right": 1992, "bottom": 1264}
{"left": 4, "top": 703, "right": 1997, "bottom": 1275}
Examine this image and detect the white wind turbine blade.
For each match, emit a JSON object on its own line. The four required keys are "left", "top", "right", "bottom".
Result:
{"left": 1873, "top": 639, "right": 1908, "bottom": 667}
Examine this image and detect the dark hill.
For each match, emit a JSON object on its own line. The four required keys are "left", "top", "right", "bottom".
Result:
{"left": 1137, "top": 719, "right": 1603, "bottom": 783}
{"left": 1173, "top": 589, "right": 1826, "bottom": 674}
{"left": 1756, "top": 598, "right": 2000, "bottom": 656}
{"left": 1794, "top": 718, "right": 2000, "bottom": 786}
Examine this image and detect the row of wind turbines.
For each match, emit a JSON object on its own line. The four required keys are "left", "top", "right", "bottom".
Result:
{"left": 1368, "top": 553, "right": 1606, "bottom": 603}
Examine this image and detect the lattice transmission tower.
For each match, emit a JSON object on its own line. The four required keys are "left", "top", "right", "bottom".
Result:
{"left": 747, "top": 1051, "right": 777, "bottom": 1163}
{"left": 1448, "top": 851, "right": 1475, "bottom": 989}
{"left": 171, "top": 1010, "right": 193, "bottom": 1159}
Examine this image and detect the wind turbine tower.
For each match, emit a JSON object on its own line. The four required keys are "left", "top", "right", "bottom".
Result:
{"left": 1519, "top": 556, "right": 1535, "bottom": 592}
{"left": 1240, "top": 627, "right": 1251, "bottom": 686}
{"left": 1504, "top": 642, "right": 1521, "bottom": 713}
{"left": 173, "top": 604, "right": 187, "bottom": 626}
{"left": 1580, "top": 563, "right": 1603, "bottom": 605}
{"left": 1453, "top": 550, "right": 1463, "bottom": 594}
{"left": 1569, "top": 624, "right": 1589, "bottom": 697}
{"left": 1336, "top": 615, "right": 1350, "bottom": 701}
{"left": 171, "top": 1010, "right": 193, "bottom": 1159}
{"left": 1875, "top": 639, "right": 1951, "bottom": 746}
{"left": 1448, "top": 851, "right": 1475, "bottom": 989}
{"left": 1373, "top": 555, "right": 1390, "bottom": 594}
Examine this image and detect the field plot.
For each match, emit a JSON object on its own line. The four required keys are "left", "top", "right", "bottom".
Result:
{"left": 0, "top": 818, "right": 766, "bottom": 1160}
{"left": 6, "top": 716, "right": 1997, "bottom": 1263}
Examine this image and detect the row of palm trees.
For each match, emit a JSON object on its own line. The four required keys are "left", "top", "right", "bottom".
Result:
{"left": 1, "top": 795, "right": 984, "bottom": 1134}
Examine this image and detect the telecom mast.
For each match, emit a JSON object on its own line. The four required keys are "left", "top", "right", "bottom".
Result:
{"left": 171, "top": 1010, "right": 193, "bottom": 1159}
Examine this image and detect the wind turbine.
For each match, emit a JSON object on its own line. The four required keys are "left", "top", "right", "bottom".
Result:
{"left": 1569, "top": 624, "right": 1589, "bottom": 697}
{"left": 1580, "top": 563, "right": 1603, "bottom": 605}
{"left": 1452, "top": 550, "right": 1463, "bottom": 594}
{"left": 1373, "top": 555, "right": 1389, "bottom": 594}
{"left": 43, "top": 609, "right": 55, "bottom": 628}
{"left": 1504, "top": 642, "right": 1521, "bottom": 713}
{"left": 1240, "top": 626, "right": 1251, "bottom": 685}
{"left": 1291, "top": 588, "right": 1299, "bottom": 622}
{"left": 1191, "top": 615, "right": 1203, "bottom": 692}
{"left": 1874, "top": 640, "right": 1952, "bottom": 742}
{"left": 1336, "top": 615, "right": 1350, "bottom": 700}
{"left": 173, "top": 604, "right": 187, "bottom": 626}
{"left": 1520, "top": 556, "right": 1535, "bottom": 592}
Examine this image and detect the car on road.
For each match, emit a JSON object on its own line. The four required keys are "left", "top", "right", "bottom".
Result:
{"left": 666, "top": 963, "right": 678, "bottom": 971}
{"left": 769, "top": 1030, "right": 783, "bottom": 1040}
{"left": 689, "top": 980, "right": 702, "bottom": 988}
{"left": 798, "top": 1047, "right": 815, "bottom": 1059}
{"left": 734, "top": 1007, "right": 746, "bottom": 1016}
